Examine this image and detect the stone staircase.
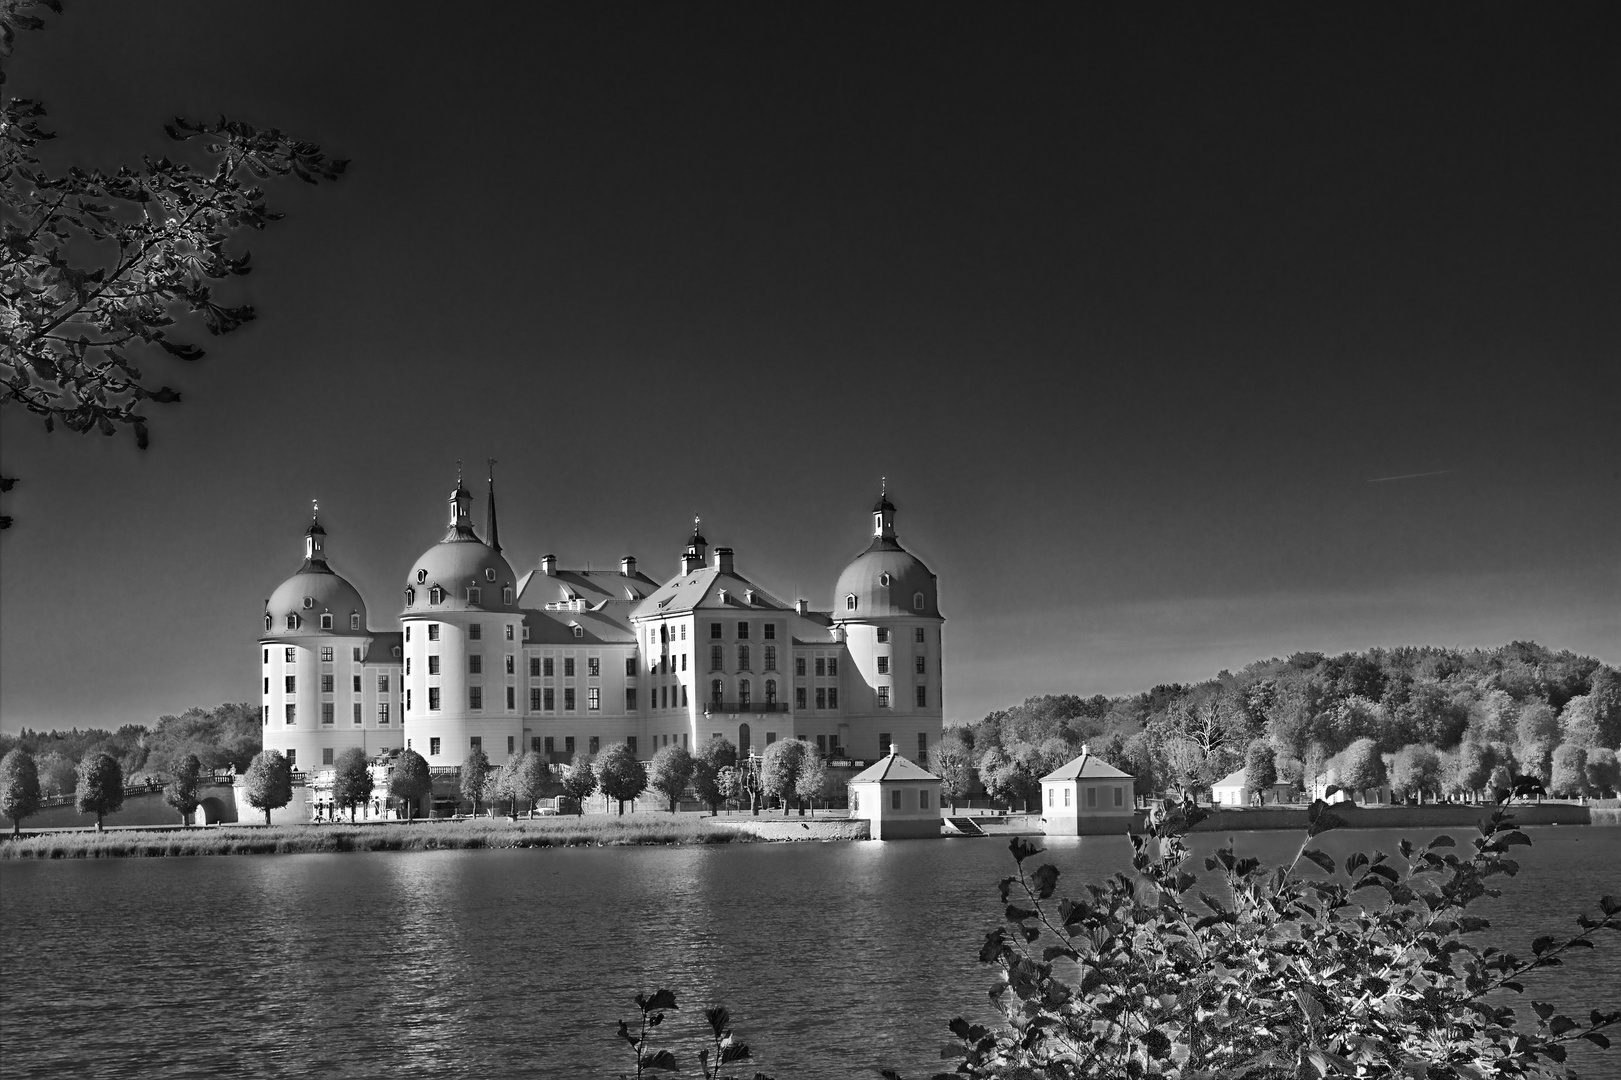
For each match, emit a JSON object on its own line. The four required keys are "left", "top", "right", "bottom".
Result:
{"left": 944, "top": 816, "right": 986, "bottom": 836}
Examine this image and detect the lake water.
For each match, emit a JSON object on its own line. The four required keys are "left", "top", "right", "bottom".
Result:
{"left": 3, "top": 826, "right": 1619, "bottom": 1079}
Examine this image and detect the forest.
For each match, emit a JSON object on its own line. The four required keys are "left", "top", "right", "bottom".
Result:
{"left": 938, "top": 641, "right": 1621, "bottom": 807}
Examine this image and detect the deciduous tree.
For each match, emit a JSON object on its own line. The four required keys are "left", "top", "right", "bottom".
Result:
{"left": 74, "top": 751, "right": 123, "bottom": 830}
{"left": 1243, "top": 739, "right": 1276, "bottom": 792}
{"left": 1336, "top": 737, "right": 1385, "bottom": 802}
{"left": 1389, "top": 744, "right": 1441, "bottom": 803}
{"left": 460, "top": 747, "right": 491, "bottom": 816}
{"left": 502, "top": 752, "right": 554, "bottom": 816}
{"left": 648, "top": 745, "right": 695, "bottom": 814}
{"left": 243, "top": 749, "right": 292, "bottom": 825}
{"left": 794, "top": 743, "right": 828, "bottom": 814}
{"left": 1586, "top": 747, "right": 1620, "bottom": 798}
{"left": 0, "top": 747, "right": 43, "bottom": 836}
{"left": 0, "top": 2, "right": 347, "bottom": 527}
{"left": 690, "top": 739, "right": 735, "bottom": 815}
{"left": 758, "top": 739, "right": 805, "bottom": 816}
{"left": 1549, "top": 743, "right": 1588, "bottom": 798}
{"left": 331, "top": 747, "right": 373, "bottom": 822}
{"left": 162, "top": 752, "right": 201, "bottom": 825}
{"left": 387, "top": 749, "right": 431, "bottom": 821}
{"left": 561, "top": 753, "right": 596, "bottom": 815}
{"left": 596, "top": 743, "right": 646, "bottom": 816}
{"left": 933, "top": 731, "right": 975, "bottom": 810}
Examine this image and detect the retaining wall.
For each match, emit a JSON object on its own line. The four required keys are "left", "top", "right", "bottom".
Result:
{"left": 711, "top": 817, "right": 870, "bottom": 842}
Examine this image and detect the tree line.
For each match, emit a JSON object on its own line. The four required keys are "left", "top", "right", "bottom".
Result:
{"left": 934, "top": 641, "right": 1621, "bottom": 809}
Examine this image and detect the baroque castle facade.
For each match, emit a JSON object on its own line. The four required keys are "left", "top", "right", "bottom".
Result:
{"left": 259, "top": 478, "right": 945, "bottom": 777}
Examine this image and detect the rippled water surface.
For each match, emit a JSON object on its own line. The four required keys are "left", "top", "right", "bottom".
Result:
{"left": 3, "top": 826, "right": 1619, "bottom": 1078}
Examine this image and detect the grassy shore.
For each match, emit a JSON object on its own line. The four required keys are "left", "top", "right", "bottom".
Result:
{"left": 0, "top": 815, "right": 753, "bottom": 859}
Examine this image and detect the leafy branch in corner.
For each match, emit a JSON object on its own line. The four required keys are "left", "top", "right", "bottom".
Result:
{"left": 618, "top": 988, "right": 773, "bottom": 1080}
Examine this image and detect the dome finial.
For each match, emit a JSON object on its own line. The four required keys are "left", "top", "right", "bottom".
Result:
{"left": 881, "top": 475, "right": 886, "bottom": 496}
{"left": 485, "top": 457, "right": 501, "bottom": 555}
{"left": 311, "top": 498, "right": 319, "bottom": 521}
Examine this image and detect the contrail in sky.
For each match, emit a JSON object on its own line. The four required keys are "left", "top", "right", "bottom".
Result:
{"left": 1367, "top": 469, "right": 1458, "bottom": 483}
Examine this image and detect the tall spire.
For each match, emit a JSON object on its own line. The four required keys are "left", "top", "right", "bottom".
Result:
{"left": 485, "top": 457, "right": 501, "bottom": 554}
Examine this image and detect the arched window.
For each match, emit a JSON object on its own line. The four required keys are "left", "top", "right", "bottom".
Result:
{"left": 765, "top": 679, "right": 777, "bottom": 705}
{"left": 320, "top": 613, "right": 333, "bottom": 630}
{"left": 285, "top": 614, "right": 298, "bottom": 630}
{"left": 264, "top": 613, "right": 272, "bottom": 631}
{"left": 737, "top": 645, "right": 750, "bottom": 671}
{"left": 660, "top": 625, "right": 668, "bottom": 643}
{"left": 405, "top": 587, "right": 415, "bottom": 607}
{"left": 429, "top": 586, "right": 444, "bottom": 605}
{"left": 572, "top": 625, "right": 583, "bottom": 638}
{"left": 739, "top": 679, "right": 751, "bottom": 706}
{"left": 502, "top": 586, "right": 513, "bottom": 605}
{"left": 913, "top": 592, "right": 925, "bottom": 610}
{"left": 711, "top": 679, "right": 724, "bottom": 705}
{"left": 846, "top": 594, "right": 857, "bottom": 611}
{"left": 350, "top": 612, "right": 360, "bottom": 630}
{"left": 763, "top": 645, "right": 776, "bottom": 671}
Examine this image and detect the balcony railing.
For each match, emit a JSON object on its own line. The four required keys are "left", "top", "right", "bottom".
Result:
{"left": 703, "top": 701, "right": 788, "bottom": 714}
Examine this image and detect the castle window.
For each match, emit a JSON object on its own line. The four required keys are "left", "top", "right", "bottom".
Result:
{"left": 303, "top": 596, "right": 314, "bottom": 609}
{"left": 322, "top": 674, "right": 334, "bottom": 692}
{"left": 405, "top": 626, "right": 411, "bottom": 642}
{"left": 405, "top": 588, "right": 415, "bottom": 607}
{"left": 763, "top": 623, "right": 776, "bottom": 640}
{"left": 879, "top": 572, "right": 891, "bottom": 587}
{"left": 913, "top": 592, "right": 924, "bottom": 611}
{"left": 797, "top": 688, "right": 807, "bottom": 709}
{"left": 827, "top": 688, "right": 838, "bottom": 708}
{"left": 710, "top": 622, "right": 722, "bottom": 639}
{"left": 406, "top": 658, "right": 411, "bottom": 674}
{"left": 877, "top": 686, "right": 890, "bottom": 708}
{"left": 915, "top": 655, "right": 926, "bottom": 674}
{"left": 765, "top": 679, "right": 777, "bottom": 705}
{"left": 530, "top": 688, "right": 542, "bottom": 710}
{"left": 738, "top": 645, "right": 751, "bottom": 671}
{"left": 285, "top": 675, "right": 297, "bottom": 693}
{"left": 563, "top": 657, "right": 575, "bottom": 677}
{"left": 544, "top": 688, "right": 555, "bottom": 710}
{"left": 428, "top": 624, "right": 440, "bottom": 641}
{"left": 353, "top": 675, "right": 361, "bottom": 692}
{"left": 503, "top": 586, "right": 513, "bottom": 605}
{"left": 572, "top": 625, "right": 583, "bottom": 639}
{"left": 877, "top": 628, "right": 889, "bottom": 643}
{"left": 350, "top": 613, "right": 361, "bottom": 630}
{"left": 430, "top": 586, "right": 444, "bottom": 605}
{"left": 815, "top": 657, "right": 825, "bottom": 676}
{"left": 588, "top": 687, "right": 601, "bottom": 711}
{"left": 544, "top": 657, "right": 554, "bottom": 677}
{"left": 321, "top": 647, "right": 334, "bottom": 661}
{"left": 763, "top": 645, "right": 776, "bottom": 671}
{"left": 468, "top": 655, "right": 481, "bottom": 674}
{"left": 485, "top": 567, "right": 496, "bottom": 582}
{"left": 378, "top": 703, "right": 390, "bottom": 724}
{"left": 429, "top": 737, "right": 441, "bottom": 756}
{"left": 739, "top": 680, "right": 751, "bottom": 706}
{"left": 469, "top": 686, "right": 482, "bottom": 710}
{"left": 816, "top": 687, "right": 827, "bottom": 709}
{"left": 737, "top": 621, "right": 749, "bottom": 639}
{"left": 285, "top": 704, "right": 296, "bottom": 724}
{"left": 286, "top": 614, "right": 299, "bottom": 630}
{"left": 468, "top": 587, "right": 482, "bottom": 604}
{"left": 845, "top": 594, "right": 856, "bottom": 611}
{"left": 521, "top": 625, "right": 530, "bottom": 641}
{"left": 417, "top": 569, "right": 427, "bottom": 583}
{"left": 916, "top": 685, "right": 927, "bottom": 707}
{"left": 469, "top": 623, "right": 482, "bottom": 641}
{"left": 393, "top": 647, "right": 401, "bottom": 659}
{"left": 626, "top": 688, "right": 637, "bottom": 711}
{"left": 505, "top": 624, "right": 514, "bottom": 640}
{"left": 285, "top": 648, "right": 295, "bottom": 662}
{"left": 796, "top": 657, "right": 806, "bottom": 676}
{"left": 827, "top": 658, "right": 838, "bottom": 677}
{"left": 588, "top": 657, "right": 600, "bottom": 677}
{"left": 915, "top": 627, "right": 925, "bottom": 643}
{"left": 321, "top": 703, "right": 334, "bottom": 725}
{"left": 428, "top": 655, "right": 440, "bottom": 674}
{"left": 877, "top": 656, "right": 889, "bottom": 675}
{"left": 264, "top": 614, "right": 272, "bottom": 631}
{"left": 529, "top": 657, "right": 540, "bottom": 677}
{"left": 378, "top": 674, "right": 390, "bottom": 693}
{"left": 711, "top": 645, "right": 723, "bottom": 671}
{"left": 711, "top": 680, "right": 724, "bottom": 705}
{"left": 564, "top": 688, "right": 576, "bottom": 711}
{"left": 353, "top": 648, "right": 362, "bottom": 661}
{"left": 428, "top": 688, "right": 440, "bottom": 711}
{"left": 626, "top": 657, "right": 637, "bottom": 677}
{"left": 505, "top": 655, "right": 515, "bottom": 675}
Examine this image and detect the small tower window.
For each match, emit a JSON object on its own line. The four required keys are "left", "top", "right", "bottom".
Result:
{"left": 913, "top": 592, "right": 925, "bottom": 610}
{"left": 879, "top": 572, "right": 891, "bottom": 587}
{"left": 572, "top": 625, "right": 584, "bottom": 639}
{"left": 405, "top": 587, "right": 415, "bottom": 607}
{"left": 485, "top": 567, "right": 496, "bottom": 582}
{"left": 845, "top": 594, "right": 857, "bottom": 611}
{"left": 350, "top": 612, "right": 360, "bottom": 630}
{"left": 264, "top": 614, "right": 272, "bottom": 631}
{"left": 468, "top": 586, "right": 482, "bottom": 604}
{"left": 302, "top": 596, "right": 314, "bottom": 610}
{"left": 417, "top": 569, "right": 427, "bottom": 584}
{"left": 320, "top": 613, "right": 333, "bottom": 630}
{"left": 286, "top": 614, "right": 299, "bottom": 630}
{"left": 502, "top": 586, "right": 513, "bottom": 605}
{"left": 430, "top": 586, "right": 444, "bottom": 605}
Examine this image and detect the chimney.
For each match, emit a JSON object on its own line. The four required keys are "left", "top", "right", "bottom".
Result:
{"left": 620, "top": 555, "right": 636, "bottom": 578}
{"left": 795, "top": 599, "right": 808, "bottom": 616}
{"left": 714, "top": 547, "right": 734, "bottom": 574}
{"left": 889, "top": 743, "right": 899, "bottom": 757}
{"left": 541, "top": 554, "right": 557, "bottom": 576}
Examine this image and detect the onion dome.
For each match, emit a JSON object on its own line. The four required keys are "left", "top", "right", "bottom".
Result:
{"left": 402, "top": 474, "right": 518, "bottom": 615}
{"left": 263, "top": 507, "right": 367, "bottom": 636}
{"left": 833, "top": 488, "right": 940, "bottom": 619}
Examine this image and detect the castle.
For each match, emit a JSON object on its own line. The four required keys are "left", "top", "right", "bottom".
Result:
{"left": 259, "top": 476, "right": 945, "bottom": 788}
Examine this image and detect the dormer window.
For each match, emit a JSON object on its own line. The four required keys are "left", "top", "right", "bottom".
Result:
{"left": 913, "top": 591, "right": 925, "bottom": 611}
{"left": 405, "top": 587, "right": 415, "bottom": 607}
{"left": 502, "top": 586, "right": 513, "bottom": 605}
{"left": 392, "top": 646, "right": 402, "bottom": 658}
{"left": 879, "top": 572, "right": 891, "bottom": 587}
{"left": 468, "top": 586, "right": 482, "bottom": 605}
{"left": 745, "top": 589, "right": 755, "bottom": 604}
{"left": 320, "top": 613, "right": 334, "bottom": 630}
{"left": 845, "top": 594, "right": 857, "bottom": 611}
{"left": 286, "top": 614, "right": 299, "bottom": 630}
{"left": 485, "top": 568, "right": 496, "bottom": 582}
{"left": 572, "top": 625, "right": 584, "bottom": 639}
{"left": 430, "top": 586, "right": 444, "bottom": 605}
{"left": 350, "top": 612, "right": 361, "bottom": 630}
{"left": 522, "top": 625, "right": 530, "bottom": 641}
{"left": 264, "top": 614, "right": 272, "bottom": 631}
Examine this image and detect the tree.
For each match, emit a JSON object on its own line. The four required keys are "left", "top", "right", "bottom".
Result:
{"left": 33, "top": 750, "right": 76, "bottom": 798}
{"left": 387, "top": 749, "right": 431, "bottom": 820}
{"left": 795, "top": 743, "right": 828, "bottom": 815}
{"left": 1448, "top": 741, "right": 1494, "bottom": 801}
{"left": 758, "top": 739, "right": 805, "bottom": 816}
{"left": 596, "top": 743, "right": 646, "bottom": 816}
{"left": 162, "top": 752, "right": 202, "bottom": 825}
{"left": 460, "top": 747, "right": 491, "bottom": 816}
{"left": 74, "top": 751, "right": 123, "bottom": 830}
{"left": 0, "top": 3, "right": 347, "bottom": 528}
{"left": 503, "top": 752, "right": 554, "bottom": 816}
{"left": 977, "top": 746, "right": 1040, "bottom": 811}
{"left": 561, "top": 753, "right": 596, "bottom": 816}
{"left": 1586, "top": 747, "right": 1620, "bottom": 798}
{"left": 690, "top": 739, "right": 735, "bottom": 816}
{"left": 933, "top": 731, "right": 975, "bottom": 811}
{"left": 243, "top": 749, "right": 292, "bottom": 825}
{"left": 1336, "top": 737, "right": 1385, "bottom": 802}
{"left": 1242, "top": 739, "right": 1276, "bottom": 793}
{"left": 331, "top": 747, "right": 373, "bottom": 822}
{"left": 1514, "top": 702, "right": 1561, "bottom": 784}
{"left": 1388, "top": 744, "right": 1441, "bottom": 803}
{"left": 647, "top": 745, "right": 695, "bottom": 814}
{"left": 1548, "top": 743, "right": 1587, "bottom": 798}
{"left": 0, "top": 747, "right": 43, "bottom": 836}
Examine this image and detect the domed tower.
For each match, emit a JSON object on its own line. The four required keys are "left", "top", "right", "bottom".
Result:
{"left": 832, "top": 486, "right": 944, "bottom": 762}
{"left": 260, "top": 507, "right": 396, "bottom": 773}
{"left": 401, "top": 471, "right": 523, "bottom": 769}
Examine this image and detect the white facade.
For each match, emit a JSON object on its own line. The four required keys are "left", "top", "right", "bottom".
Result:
{"left": 1040, "top": 746, "right": 1136, "bottom": 836}
{"left": 260, "top": 483, "right": 946, "bottom": 772}
{"left": 848, "top": 746, "right": 942, "bottom": 840}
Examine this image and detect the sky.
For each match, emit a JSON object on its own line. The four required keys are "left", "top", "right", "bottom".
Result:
{"left": 2, "top": 2, "right": 1617, "bottom": 734}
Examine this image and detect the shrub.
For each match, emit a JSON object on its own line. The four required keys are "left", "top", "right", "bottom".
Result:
{"left": 0, "top": 748, "right": 43, "bottom": 837}
{"left": 75, "top": 752, "right": 124, "bottom": 830}
{"left": 926, "top": 799, "right": 1619, "bottom": 1079}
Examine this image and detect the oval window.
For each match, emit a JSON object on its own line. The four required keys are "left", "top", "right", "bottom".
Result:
{"left": 302, "top": 596, "right": 314, "bottom": 609}
{"left": 485, "top": 567, "right": 496, "bottom": 582}
{"left": 416, "top": 569, "right": 427, "bottom": 584}
{"left": 879, "top": 572, "right": 891, "bottom": 587}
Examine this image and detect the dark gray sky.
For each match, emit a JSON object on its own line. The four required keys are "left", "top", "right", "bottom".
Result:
{"left": 2, "top": 1, "right": 1617, "bottom": 733}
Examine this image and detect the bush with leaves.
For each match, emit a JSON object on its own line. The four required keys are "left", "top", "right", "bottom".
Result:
{"left": 617, "top": 988, "right": 771, "bottom": 1080}
{"left": 162, "top": 752, "right": 202, "bottom": 825}
{"left": 0, "top": 747, "right": 43, "bottom": 836}
{"left": 909, "top": 797, "right": 1619, "bottom": 1080}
